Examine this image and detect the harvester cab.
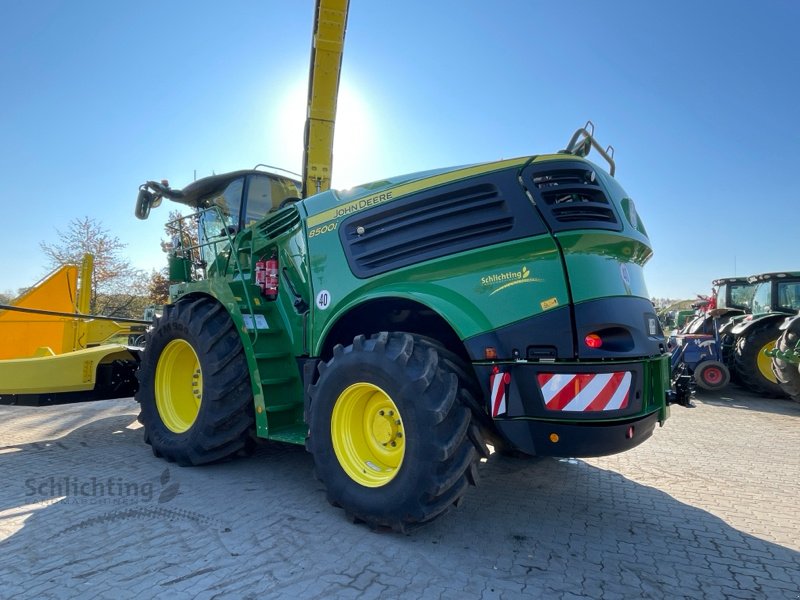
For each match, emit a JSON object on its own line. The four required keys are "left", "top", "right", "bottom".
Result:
{"left": 136, "top": 168, "right": 303, "bottom": 283}
{"left": 136, "top": 169, "right": 302, "bottom": 226}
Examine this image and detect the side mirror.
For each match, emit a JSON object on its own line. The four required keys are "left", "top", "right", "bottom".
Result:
{"left": 135, "top": 187, "right": 155, "bottom": 220}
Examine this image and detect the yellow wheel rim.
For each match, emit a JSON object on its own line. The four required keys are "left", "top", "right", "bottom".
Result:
{"left": 155, "top": 339, "right": 203, "bottom": 433}
{"left": 758, "top": 339, "right": 778, "bottom": 384}
{"left": 331, "top": 383, "right": 405, "bottom": 488}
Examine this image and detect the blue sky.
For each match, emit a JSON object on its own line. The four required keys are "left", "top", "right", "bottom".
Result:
{"left": 1, "top": 1, "right": 797, "bottom": 301}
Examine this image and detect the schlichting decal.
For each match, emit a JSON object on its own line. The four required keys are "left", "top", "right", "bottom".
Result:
{"left": 481, "top": 265, "right": 543, "bottom": 296}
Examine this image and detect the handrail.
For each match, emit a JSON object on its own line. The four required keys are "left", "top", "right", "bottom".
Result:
{"left": 167, "top": 207, "right": 261, "bottom": 347}
{"left": 562, "top": 120, "right": 616, "bottom": 176}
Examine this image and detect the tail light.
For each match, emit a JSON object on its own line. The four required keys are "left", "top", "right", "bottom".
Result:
{"left": 584, "top": 333, "right": 603, "bottom": 349}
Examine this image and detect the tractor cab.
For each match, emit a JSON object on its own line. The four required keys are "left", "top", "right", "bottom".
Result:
{"left": 746, "top": 272, "right": 800, "bottom": 316}
{"left": 713, "top": 277, "right": 756, "bottom": 313}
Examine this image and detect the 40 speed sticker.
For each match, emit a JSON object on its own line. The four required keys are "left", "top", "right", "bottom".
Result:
{"left": 316, "top": 290, "right": 332, "bottom": 310}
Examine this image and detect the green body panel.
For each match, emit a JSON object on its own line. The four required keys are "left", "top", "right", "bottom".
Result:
{"left": 308, "top": 235, "right": 569, "bottom": 354}
{"left": 558, "top": 231, "right": 652, "bottom": 303}
{"left": 556, "top": 167, "right": 652, "bottom": 304}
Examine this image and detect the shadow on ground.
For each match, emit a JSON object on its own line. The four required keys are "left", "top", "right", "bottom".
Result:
{"left": 695, "top": 385, "right": 800, "bottom": 417}
{"left": 0, "top": 408, "right": 797, "bottom": 599}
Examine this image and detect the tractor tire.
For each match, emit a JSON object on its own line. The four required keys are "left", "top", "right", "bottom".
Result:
{"left": 733, "top": 324, "right": 784, "bottom": 397}
{"left": 307, "top": 332, "right": 482, "bottom": 532}
{"left": 136, "top": 297, "right": 254, "bottom": 466}
{"left": 693, "top": 360, "right": 730, "bottom": 391}
{"left": 772, "top": 318, "right": 800, "bottom": 403}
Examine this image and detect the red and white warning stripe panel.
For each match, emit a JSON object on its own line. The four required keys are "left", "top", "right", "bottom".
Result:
{"left": 537, "top": 372, "right": 631, "bottom": 412}
{"left": 490, "top": 368, "right": 511, "bottom": 417}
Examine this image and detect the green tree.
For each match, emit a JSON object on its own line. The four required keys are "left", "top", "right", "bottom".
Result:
{"left": 147, "top": 209, "right": 200, "bottom": 304}
{"left": 148, "top": 269, "right": 170, "bottom": 305}
{"left": 40, "top": 216, "right": 148, "bottom": 317}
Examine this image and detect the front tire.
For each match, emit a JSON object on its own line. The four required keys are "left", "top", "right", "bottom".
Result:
{"left": 772, "top": 318, "right": 800, "bottom": 403}
{"left": 307, "top": 332, "right": 482, "bottom": 531}
{"left": 136, "top": 297, "right": 254, "bottom": 466}
{"left": 693, "top": 360, "right": 730, "bottom": 391}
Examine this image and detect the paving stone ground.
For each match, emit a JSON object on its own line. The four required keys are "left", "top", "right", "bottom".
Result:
{"left": 0, "top": 387, "right": 798, "bottom": 599}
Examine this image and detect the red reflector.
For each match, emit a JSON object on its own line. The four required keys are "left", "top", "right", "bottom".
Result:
{"left": 584, "top": 334, "right": 603, "bottom": 349}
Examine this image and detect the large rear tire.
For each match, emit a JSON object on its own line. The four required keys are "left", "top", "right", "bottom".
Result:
{"left": 733, "top": 324, "right": 784, "bottom": 397}
{"left": 772, "top": 318, "right": 800, "bottom": 403}
{"left": 136, "top": 297, "right": 254, "bottom": 466}
{"left": 307, "top": 332, "right": 483, "bottom": 531}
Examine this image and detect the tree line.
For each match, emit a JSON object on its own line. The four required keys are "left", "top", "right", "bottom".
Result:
{"left": 1, "top": 214, "right": 181, "bottom": 320}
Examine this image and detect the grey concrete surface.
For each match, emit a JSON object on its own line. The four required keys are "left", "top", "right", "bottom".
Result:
{"left": 0, "top": 388, "right": 798, "bottom": 599}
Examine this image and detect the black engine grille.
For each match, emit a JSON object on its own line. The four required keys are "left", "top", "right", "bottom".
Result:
{"left": 341, "top": 171, "right": 547, "bottom": 278}
{"left": 526, "top": 165, "right": 621, "bottom": 233}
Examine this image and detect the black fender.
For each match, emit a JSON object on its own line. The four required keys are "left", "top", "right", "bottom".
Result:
{"left": 778, "top": 314, "right": 800, "bottom": 332}
{"left": 730, "top": 313, "right": 790, "bottom": 337}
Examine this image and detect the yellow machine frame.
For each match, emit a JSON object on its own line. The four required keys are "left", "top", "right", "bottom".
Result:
{"left": 0, "top": 254, "right": 140, "bottom": 396}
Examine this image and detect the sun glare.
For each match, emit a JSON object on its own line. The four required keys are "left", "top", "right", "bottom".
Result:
{"left": 271, "top": 77, "right": 376, "bottom": 190}
{"left": 331, "top": 82, "right": 375, "bottom": 188}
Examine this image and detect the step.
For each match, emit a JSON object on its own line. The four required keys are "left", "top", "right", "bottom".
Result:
{"left": 264, "top": 402, "right": 301, "bottom": 413}
{"left": 260, "top": 375, "right": 296, "bottom": 387}
{"left": 254, "top": 350, "right": 291, "bottom": 360}
{"left": 266, "top": 423, "right": 308, "bottom": 445}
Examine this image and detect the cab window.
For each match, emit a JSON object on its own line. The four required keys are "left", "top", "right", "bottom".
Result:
{"left": 778, "top": 281, "right": 800, "bottom": 311}
{"left": 751, "top": 283, "right": 772, "bottom": 314}
{"left": 729, "top": 284, "right": 754, "bottom": 309}
{"left": 244, "top": 175, "right": 273, "bottom": 225}
{"left": 198, "top": 178, "right": 244, "bottom": 270}
{"left": 243, "top": 174, "right": 303, "bottom": 225}
{"left": 208, "top": 178, "right": 244, "bottom": 233}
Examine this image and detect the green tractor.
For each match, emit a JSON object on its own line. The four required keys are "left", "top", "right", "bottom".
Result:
{"left": 134, "top": 125, "right": 676, "bottom": 531}
{"left": 727, "top": 272, "right": 800, "bottom": 396}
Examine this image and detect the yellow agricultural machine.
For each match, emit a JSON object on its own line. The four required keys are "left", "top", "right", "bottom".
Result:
{"left": 0, "top": 255, "right": 145, "bottom": 405}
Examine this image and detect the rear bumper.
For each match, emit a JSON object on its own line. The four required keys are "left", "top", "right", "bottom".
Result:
{"left": 494, "top": 410, "right": 660, "bottom": 457}
{"left": 473, "top": 354, "right": 670, "bottom": 457}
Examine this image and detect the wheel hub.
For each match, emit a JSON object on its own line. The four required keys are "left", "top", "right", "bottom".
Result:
{"left": 155, "top": 339, "right": 203, "bottom": 434}
{"left": 372, "top": 409, "right": 402, "bottom": 446}
{"left": 331, "top": 383, "right": 405, "bottom": 487}
{"left": 757, "top": 340, "right": 778, "bottom": 383}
